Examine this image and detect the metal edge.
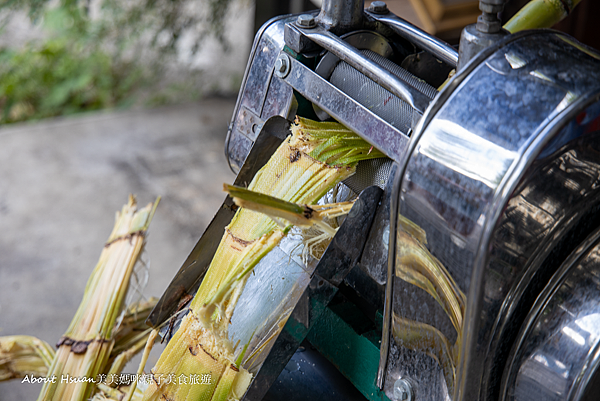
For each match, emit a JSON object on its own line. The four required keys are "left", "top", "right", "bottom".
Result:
{"left": 492, "top": 91, "right": 600, "bottom": 400}
{"left": 291, "top": 24, "right": 432, "bottom": 113}
{"left": 364, "top": 10, "right": 458, "bottom": 68}
{"left": 225, "top": 14, "right": 295, "bottom": 173}
{"left": 395, "top": 29, "right": 549, "bottom": 178}
{"left": 374, "top": 24, "right": 523, "bottom": 395}
{"left": 314, "top": 29, "right": 394, "bottom": 80}
{"left": 481, "top": 90, "right": 600, "bottom": 400}
{"left": 282, "top": 53, "right": 410, "bottom": 163}
{"left": 500, "top": 224, "right": 600, "bottom": 400}
{"left": 573, "top": 342, "right": 600, "bottom": 401}
{"left": 377, "top": 162, "right": 400, "bottom": 389}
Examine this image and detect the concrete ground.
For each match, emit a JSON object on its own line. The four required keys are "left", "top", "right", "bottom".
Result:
{"left": 0, "top": 99, "right": 237, "bottom": 399}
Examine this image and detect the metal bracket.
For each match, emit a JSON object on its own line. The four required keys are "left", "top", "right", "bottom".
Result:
{"left": 280, "top": 51, "right": 410, "bottom": 164}
{"left": 286, "top": 23, "right": 432, "bottom": 114}
{"left": 364, "top": 10, "right": 458, "bottom": 68}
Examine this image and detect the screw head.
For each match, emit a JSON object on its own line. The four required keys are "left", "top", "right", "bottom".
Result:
{"left": 369, "top": 1, "right": 389, "bottom": 14}
{"left": 296, "top": 14, "right": 316, "bottom": 28}
{"left": 393, "top": 378, "right": 413, "bottom": 401}
{"left": 274, "top": 54, "right": 291, "bottom": 78}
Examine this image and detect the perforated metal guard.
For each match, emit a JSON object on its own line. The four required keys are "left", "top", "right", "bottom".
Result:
{"left": 344, "top": 158, "right": 393, "bottom": 194}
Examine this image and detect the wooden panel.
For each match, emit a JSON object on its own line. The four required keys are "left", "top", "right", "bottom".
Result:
{"left": 385, "top": 0, "right": 478, "bottom": 39}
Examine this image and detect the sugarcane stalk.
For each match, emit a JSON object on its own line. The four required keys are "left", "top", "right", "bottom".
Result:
{"left": 504, "top": 0, "right": 583, "bottom": 33}
{"left": 142, "top": 117, "right": 386, "bottom": 401}
{"left": 122, "top": 329, "right": 159, "bottom": 401}
{"left": 37, "top": 196, "right": 159, "bottom": 401}
{"left": 0, "top": 335, "right": 56, "bottom": 381}
{"left": 106, "top": 328, "right": 154, "bottom": 379}
{"left": 107, "top": 297, "right": 159, "bottom": 375}
{"left": 94, "top": 383, "right": 129, "bottom": 400}
{"left": 224, "top": 184, "right": 354, "bottom": 236}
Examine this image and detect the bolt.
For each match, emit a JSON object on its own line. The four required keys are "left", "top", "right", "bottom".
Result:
{"left": 476, "top": 14, "right": 502, "bottom": 33}
{"left": 369, "top": 1, "right": 389, "bottom": 14}
{"left": 479, "top": 0, "right": 507, "bottom": 6}
{"left": 479, "top": 3, "right": 504, "bottom": 14}
{"left": 477, "top": 0, "right": 506, "bottom": 33}
{"left": 274, "top": 54, "right": 291, "bottom": 78}
{"left": 393, "top": 378, "right": 413, "bottom": 401}
{"left": 296, "top": 14, "right": 316, "bottom": 28}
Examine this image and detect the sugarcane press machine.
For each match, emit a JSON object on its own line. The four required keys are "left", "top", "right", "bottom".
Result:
{"left": 148, "top": 1, "right": 600, "bottom": 400}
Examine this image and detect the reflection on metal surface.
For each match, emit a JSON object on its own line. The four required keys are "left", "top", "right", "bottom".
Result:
{"left": 418, "top": 120, "right": 517, "bottom": 188}
{"left": 391, "top": 215, "right": 466, "bottom": 397}
{"left": 395, "top": 30, "right": 600, "bottom": 401}
{"left": 505, "top": 52, "right": 526, "bottom": 69}
{"left": 395, "top": 219, "right": 465, "bottom": 335}
{"left": 501, "top": 228, "right": 600, "bottom": 401}
{"left": 557, "top": 36, "right": 600, "bottom": 61}
{"left": 555, "top": 91, "right": 577, "bottom": 114}
{"left": 226, "top": 16, "right": 295, "bottom": 171}
{"left": 392, "top": 315, "right": 456, "bottom": 395}
{"left": 479, "top": 110, "right": 600, "bottom": 401}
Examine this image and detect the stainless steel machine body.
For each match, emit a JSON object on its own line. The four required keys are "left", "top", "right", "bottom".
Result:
{"left": 393, "top": 30, "right": 600, "bottom": 401}
{"left": 217, "top": 2, "right": 600, "bottom": 400}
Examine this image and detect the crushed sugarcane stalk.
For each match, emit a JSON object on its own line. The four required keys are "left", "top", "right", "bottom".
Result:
{"left": 35, "top": 195, "right": 159, "bottom": 401}
{"left": 109, "top": 298, "right": 159, "bottom": 363}
{"left": 224, "top": 183, "right": 354, "bottom": 236}
{"left": 141, "top": 117, "right": 387, "bottom": 401}
{"left": 0, "top": 335, "right": 56, "bottom": 381}
{"left": 0, "top": 298, "right": 158, "bottom": 401}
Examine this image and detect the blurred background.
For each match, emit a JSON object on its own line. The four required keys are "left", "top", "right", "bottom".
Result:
{"left": 0, "top": 0, "right": 255, "bottom": 123}
{"left": 0, "top": 0, "right": 598, "bottom": 399}
{"left": 0, "top": 0, "right": 596, "bottom": 125}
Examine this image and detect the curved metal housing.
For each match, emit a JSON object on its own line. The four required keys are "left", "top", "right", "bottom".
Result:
{"left": 501, "top": 226, "right": 600, "bottom": 401}
{"left": 389, "top": 30, "right": 600, "bottom": 401}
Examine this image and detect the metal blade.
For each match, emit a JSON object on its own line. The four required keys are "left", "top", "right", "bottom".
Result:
{"left": 146, "top": 116, "right": 291, "bottom": 328}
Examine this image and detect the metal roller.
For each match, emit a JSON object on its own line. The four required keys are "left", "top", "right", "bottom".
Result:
{"left": 326, "top": 49, "right": 437, "bottom": 134}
